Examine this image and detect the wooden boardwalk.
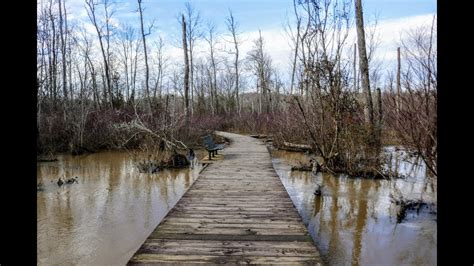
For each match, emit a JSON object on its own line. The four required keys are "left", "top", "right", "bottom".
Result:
{"left": 128, "top": 131, "right": 321, "bottom": 265}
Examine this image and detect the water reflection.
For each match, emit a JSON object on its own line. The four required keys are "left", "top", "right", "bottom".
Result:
{"left": 37, "top": 151, "right": 203, "bottom": 265}
{"left": 271, "top": 149, "right": 437, "bottom": 266}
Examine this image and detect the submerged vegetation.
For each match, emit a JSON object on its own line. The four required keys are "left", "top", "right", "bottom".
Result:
{"left": 133, "top": 149, "right": 190, "bottom": 173}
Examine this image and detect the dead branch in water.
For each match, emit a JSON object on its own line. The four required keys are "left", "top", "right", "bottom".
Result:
{"left": 115, "top": 102, "right": 189, "bottom": 151}
{"left": 293, "top": 96, "right": 324, "bottom": 156}
{"left": 391, "top": 197, "right": 436, "bottom": 223}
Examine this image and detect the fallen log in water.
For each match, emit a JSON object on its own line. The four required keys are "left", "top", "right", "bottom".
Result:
{"left": 249, "top": 134, "right": 271, "bottom": 139}
{"left": 280, "top": 141, "right": 312, "bottom": 152}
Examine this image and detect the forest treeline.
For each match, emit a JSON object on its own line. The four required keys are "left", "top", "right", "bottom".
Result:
{"left": 37, "top": 0, "right": 437, "bottom": 177}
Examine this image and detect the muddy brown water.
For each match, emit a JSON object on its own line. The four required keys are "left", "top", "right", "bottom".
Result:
{"left": 38, "top": 147, "right": 436, "bottom": 265}
{"left": 37, "top": 151, "right": 204, "bottom": 265}
{"left": 270, "top": 147, "right": 437, "bottom": 266}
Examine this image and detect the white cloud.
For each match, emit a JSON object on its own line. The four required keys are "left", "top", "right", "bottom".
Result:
{"left": 348, "top": 13, "right": 437, "bottom": 72}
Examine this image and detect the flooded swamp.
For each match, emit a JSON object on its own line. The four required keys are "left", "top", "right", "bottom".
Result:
{"left": 37, "top": 145, "right": 436, "bottom": 265}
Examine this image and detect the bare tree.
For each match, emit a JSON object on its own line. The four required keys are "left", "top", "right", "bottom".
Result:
{"left": 396, "top": 46, "right": 401, "bottom": 115}
{"left": 137, "top": 0, "right": 153, "bottom": 110}
{"left": 47, "top": 0, "right": 59, "bottom": 106}
{"left": 204, "top": 22, "right": 219, "bottom": 115}
{"left": 353, "top": 43, "right": 358, "bottom": 92}
{"left": 225, "top": 10, "right": 241, "bottom": 115}
{"left": 58, "top": 0, "right": 68, "bottom": 102}
{"left": 85, "top": 0, "right": 114, "bottom": 108}
{"left": 117, "top": 24, "right": 134, "bottom": 104}
{"left": 287, "top": 0, "right": 302, "bottom": 95}
{"left": 152, "top": 37, "right": 167, "bottom": 105}
{"left": 182, "top": 14, "right": 190, "bottom": 120}
{"left": 184, "top": 2, "right": 202, "bottom": 116}
{"left": 247, "top": 30, "right": 273, "bottom": 114}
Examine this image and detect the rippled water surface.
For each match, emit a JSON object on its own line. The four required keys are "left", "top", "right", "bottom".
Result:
{"left": 270, "top": 149, "right": 437, "bottom": 266}
{"left": 37, "top": 151, "right": 203, "bottom": 265}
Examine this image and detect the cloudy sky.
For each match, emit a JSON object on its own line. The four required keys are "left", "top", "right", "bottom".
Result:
{"left": 42, "top": 0, "right": 436, "bottom": 86}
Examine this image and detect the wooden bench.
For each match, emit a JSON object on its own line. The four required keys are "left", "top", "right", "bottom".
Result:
{"left": 203, "top": 135, "right": 224, "bottom": 160}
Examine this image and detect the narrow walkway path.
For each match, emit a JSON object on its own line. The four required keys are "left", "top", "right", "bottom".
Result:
{"left": 128, "top": 131, "right": 321, "bottom": 264}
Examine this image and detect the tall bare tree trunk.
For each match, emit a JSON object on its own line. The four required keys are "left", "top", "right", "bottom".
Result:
{"left": 85, "top": 0, "right": 113, "bottom": 109}
{"left": 138, "top": 0, "right": 152, "bottom": 111}
{"left": 182, "top": 15, "right": 190, "bottom": 121}
{"left": 131, "top": 41, "right": 139, "bottom": 105}
{"left": 58, "top": 0, "right": 68, "bottom": 102}
{"left": 375, "top": 87, "right": 382, "bottom": 147}
{"left": 396, "top": 47, "right": 401, "bottom": 115}
{"left": 66, "top": 15, "right": 73, "bottom": 103}
{"left": 211, "top": 59, "right": 218, "bottom": 115}
{"left": 184, "top": 2, "right": 201, "bottom": 117}
{"left": 353, "top": 43, "right": 358, "bottom": 92}
{"left": 354, "top": 0, "right": 374, "bottom": 127}
{"left": 234, "top": 38, "right": 240, "bottom": 115}
{"left": 104, "top": 0, "right": 113, "bottom": 108}
{"left": 189, "top": 48, "right": 194, "bottom": 116}
{"left": 289, "top": 0, "right": 301, "bottom": 95}
{"left": 226, "top": 11, "right": 240, "bottom": 115}
{"left": 206, "top": 23, "right": 219, "bottom": 114}
{"left": 48, "top": 0, "right": 58, "bottom": 107}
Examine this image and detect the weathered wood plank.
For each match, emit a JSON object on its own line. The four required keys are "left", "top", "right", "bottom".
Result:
{"left": 128, "top": 131, "right": 321, "bottom": 264}
{"left": 136, "top": 241, "right": 318, "bottom": 256}
{"left": 129, "top": 254, "right": 321, "bottom": 264}
{"left": 148, "top": 233, "right": 313, "bottom": 242}
{"left": 140, "top": 239, "right": 317, "bottom": 250}
{"left": 155, "top": 228, "right": 307, "bottom": 236}
{"left": 162, "top": 218, "right": 303, "bottom": 224}
{"left": 163, "top": 213, "right": 303, "bottom": 220}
